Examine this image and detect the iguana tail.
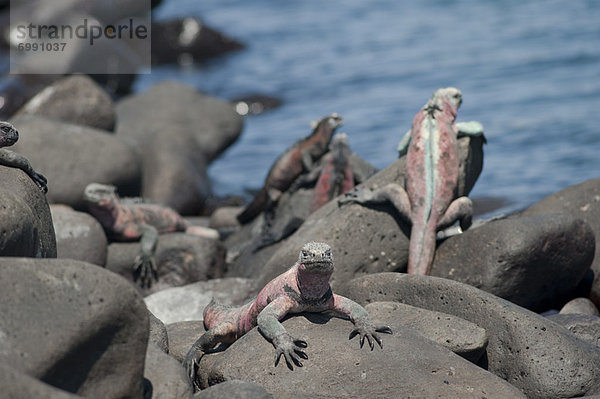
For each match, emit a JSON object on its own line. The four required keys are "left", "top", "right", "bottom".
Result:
{"left": 237, "top": 186, "right": 268, "bottom": 224}
{"left": 406, "top": 222, "right": 437, "bottom": 276}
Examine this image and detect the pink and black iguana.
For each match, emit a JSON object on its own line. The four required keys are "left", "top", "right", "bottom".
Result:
{"left": 83, "top": 183, "right": 219, "bottom": 287}
{"left": 236, "top": 113, "right": 343, "bottom": 224}
{"left": 183, "top": 241, "right": 391, "bottom": 390}
{"left": 340, "top": 87, "right": 483, "bottom": 275}
{"left": 0, "top": 121, "right": 47, "bottom": 193}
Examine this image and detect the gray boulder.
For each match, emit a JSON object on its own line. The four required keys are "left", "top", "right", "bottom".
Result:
{"left": 0, "top": 166, "right": 56, "bottom": 257}
{"left": 0, "top": 258, "right": 149, "bottom": 398}
{"left": 432, "top": 213, "right": 594, "bottom": 311}
{"left": 547, "top": 313, "right": 600, "bottom": 349}
{"left": 166, "top": 320, "right": 206, "bottom": 363}
{"left": 149, "top": 310, "right": 169, "bottom": 353}
{"left": 10, "top": 115, "right": 141, "bottom": 208}
{"left": 194, "top": 380, "right": 273, "bottom": 399}
{"left": 50, "top": 205, "right": 107, "bottom": 265}
{"left": 145, "top": 277, "right": 257, "bottom": 325}
{"left": 106, "top": 233, "right": 227, "bottom": 296}
{"left": 339, "top": 273, "right": 600, "bottom": 399}
{"left": 145, "top": 342, "right": 193, "bottom": 399}
{"left": 0, "top": 363, "right": 83, "bottom": 399}
{"left": 15, "top": 75, "right": 116, "bottom": 131}
{"left": 560, "top": 297, "right": 600, "bottom": 316}
{"left": 519, "top": 179, "right": 600, "bottom": 308}
{"left": 365, "top": 301, "right": 488, "bottom": 363}
{"left": 229, "top": 134, "right": 484, "bottom": 288}
{"left": 193, "top": 313, "right": 525, "bottom": 398}
{"left": 116, "top": 81, "right": 244, "bottom": 214}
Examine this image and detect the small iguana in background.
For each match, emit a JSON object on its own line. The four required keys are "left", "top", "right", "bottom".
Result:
{"left": 0, "top": 121, "right": 47, "bottom": 193}
{"left": 340, "top": 87, "right": 484, "bottom": 275}
{"left": 236, "top": 113, "right": 343, "bottom": 224}
{"left": 183, "top": 241, "right": 391, "bottom": 390}
{"left": 83, "top": 183, "right": 219, "bottom": 287}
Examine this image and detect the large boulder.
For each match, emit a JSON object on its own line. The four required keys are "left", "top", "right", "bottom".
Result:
{"left": 145, "top": 343, "right": 193, "bottom": 399}
{"left": 15, "top": 75, "right": 116, "bottom": 131}
{"left": 10, "top": 115, "right": 141, "bottom": 208}
{"left": 192, "top": 312, "right": 525, "bottom": 398}
{"left": 50, "top": 205, "right": 107, "bottom": 266}
{"left": 0, "top": 363, "right": 83, "bottom": 399}
{"left": 546, "top": 313, "right": 600, "bottom": 349}
{"left": 0, "top": 166, "right": 56, "bottom": 257}
{"left": 0, "top": 258, "right": 149, "bottom": 398}
{"left": 431, "top": 213, "right": 594, "bottom": 311}
{"left": 519, "top": 179, "right": 600, "bottom": 307}
{"left": 116, "top": 81, "right": 244, "bottom": 214}
{"left": 339, "top": 273, "right": 600, "bottom": 399}
{"left": 106, "top": 233, "right": 227, "bottom": 296}
{"left": 227, "top": 134, "right": 484, "bottom": 288}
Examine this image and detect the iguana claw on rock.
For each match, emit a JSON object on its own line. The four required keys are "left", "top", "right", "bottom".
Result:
{"left": 183, "top": 242, "right": 391, "bottom": 391}
{"left": 237, "top": 114, "right": 343, "bottom": 224}
{"left": 83, "top": 183, "right": 219, "bottom": 288}
{"left": 0, "top": 121, "right": 48, "bottom": 193}
{"left": 340, "top": 88, "right": 484, "bottom": 275}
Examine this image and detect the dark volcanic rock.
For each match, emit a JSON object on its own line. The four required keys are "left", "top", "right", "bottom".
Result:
{"left": 432, "top": 213, "right": 594, "bottom": 311}
{"left": 365, "top": 301, "right": 488, "bottom": 363}
{"left": 116, "top": 81, "right": 244, "bottom": 214}
{"left": 0, "top": 258, "right": 148, "bottom": 398}
{"left": 15, "top": 75, "right": 116, "bottom": 131}
{"left": 151, "top": 17, "right": 245, "bottom": 65}
{"left": 166, "top": 320, "right": 206, "bottom": 363}
{"left": 145, "top": 343, "right": 193, "bottom": 399}
{"left": 192, "top": 313, "right": 524, "bottom": 398}
{"left": 519, "top": 179, "right": 600, "bottom": 307}
{"left": 229, "top": 134, "right": 484, "bottom": 289}
{"left": 339, "top": 273, "right": 600, "bottom": 399}
{"left": 0, "top": 166, "right": 56, "bottom": 257}
{"left": 194, "top": 380, "right": 273, "bottom": 399}
{"left": 50, "top": 205, "right": 107, "bottom": 266}
{"left": 106, "top": 233, "right": 227, "bottom": 296}
{"left": 0, "top": 363, "right": 83, "bottom": 399}
{"left": 10, "top": 115, "right": 141, "bottom": 208}
{"left": 148, "top": 310, "right": 169, "bottom": 353}
{"left": 546, "top": 313, "right": 600, "bottom": 349}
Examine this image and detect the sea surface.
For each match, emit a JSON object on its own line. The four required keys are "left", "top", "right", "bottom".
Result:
{"left": 142, "top": 0, "right": 600, "bottom": 215}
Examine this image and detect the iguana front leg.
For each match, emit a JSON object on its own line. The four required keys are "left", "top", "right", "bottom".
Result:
{"left": 257, "top": 297, "right": 308, "bottom": 370}
{"left": 338, "top": 183, "right": 412, "bottom": 224}
{"left": 437, "top": 196, "right": 473, "bottom": 231}
{"left": 331, "top": 294, "right": 392, "bottom": 350}
{"left": 0, "top": 149, "right": 48, "bottom": 193}
{"left": 132, "top": 224, "right": 159, "bottom": 288}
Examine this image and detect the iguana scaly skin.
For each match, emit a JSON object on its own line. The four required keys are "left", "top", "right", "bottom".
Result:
{"left": 183, "top": 242, "right": 391, "bottom": 390}
{"left": 83, "top": 183, "right": 219, "bottom": 287}
{"left": 237, "top": 114, "right": 343, "bottom": 224}
{"left": 340, "top": 88, "right": 479, "bottom": 275}
{"left": 0, "top": 121, "right": 47, "bottom": 193}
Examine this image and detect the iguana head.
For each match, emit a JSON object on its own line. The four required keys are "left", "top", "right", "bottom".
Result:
{"left": 0, "top": 121, "right": 18, "bottom": 147}
{"left": 298, "top": 242, "right": 333, "bottom": 273}
{"left": 429, "top": 87, "right": 462, "bottom": 117}
{"left": 330, "top": 132, "right": 351, "bottom": 160}
{"left": 311, "top": 113, "right": 344, "bottom": 133}
{"left": 83, "top": 183, "right": 118, "bottom": 207}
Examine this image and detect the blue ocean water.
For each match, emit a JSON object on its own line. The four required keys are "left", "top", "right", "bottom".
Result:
{"left": 139, "top": 0, "right": 600, "bottom": 214}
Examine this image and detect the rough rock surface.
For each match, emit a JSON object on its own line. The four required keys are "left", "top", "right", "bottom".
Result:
{"left": 166, "top": 320, "right": 206, "bottom": 363}
{"left": 50, "top": 205, "right": 107, "bottom": 266}
{"left": 339, "top": 273, "right": 600, "bottom": 399}
{"left": 365, "top": 301, "right": 488, "bottom": 363}
{"left": 560, "top": 297, "right": 600, "bottom": 316}
{"left": 106, "top": 233, "right": 227, "bottom": 296}
{"left": 145, "top": 342, "right": 193, "bottom": 399}
{"left": 432, "top": 213, "right": 594, "bottom": 311}
{"left": 519, "top": 179, "right": 600, "bottom": 307}
{"left": 0, "top": 258, "right": 149, "bottom": 398}
{"left": 0, "top": 363, "right": 83, "bottom": 399}
{"left": 116, "top": 81, "right": 244, "bottom": 214}
{"left": 0, "top": 166, "right": 56, "bottom": 257}
{"left": 15, "top": 75, "right": 116, "bottom": 131}
{"left": 194, "top": 380, "right": 273, "bottom": 399}
{"left": 227, "top": 134, "right": 484, "bottom": 289}
{"left": 10, "top": 115, "right": 141, "bottom": 208}
{"left": 192, "top": 312, "right": 525, "bottom": 398}
{"left": 547, "top": 313, "right": 600, "bottom": 349}
{"left": 149, "top": 311, "right": 169, "bottom": 353}
{"left": 145, "top": 277, "right": 258, "bottom": 324}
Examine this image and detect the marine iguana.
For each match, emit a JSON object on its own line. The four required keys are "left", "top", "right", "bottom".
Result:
{"left": 340, "top": 88, "right": 483, "bottom": 275}
{"left": 236, "top": 113, "right": 343, "bottom": 224}
{"left": 0, "top": 121, "right": 47, "bottom": 193}
{"left": 183, "top": 241, "right": 391, "bottom": 390}
{"left": 83, "top": 183, "right": 219, "bottom": 288}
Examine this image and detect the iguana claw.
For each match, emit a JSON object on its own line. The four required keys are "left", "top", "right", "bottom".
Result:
{"left": 273, "top": 333, "right": 308, "bottom": 370}
{"left": 183, "top": 346, "right": 202, "bottom": 391}
{"left": 338, "top": 188, "right": 375, "bottom": 206}
{"left": 32, "top": 172, "right": 48, "bottom": 193}
{"left": 132, "top": 254, "right": 158, "bottom": 288}
{"left": 349, "top": 321, "right": 392, "bottom": 350}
